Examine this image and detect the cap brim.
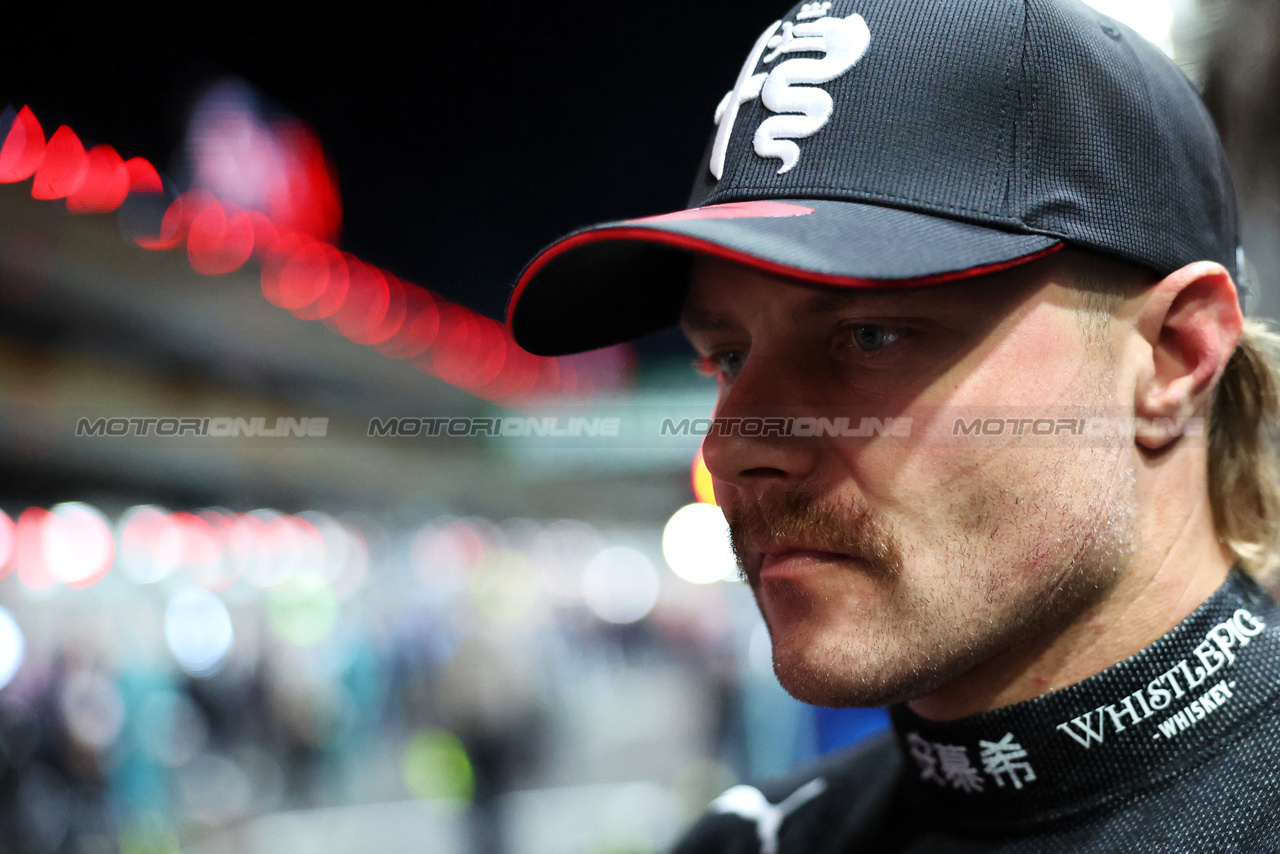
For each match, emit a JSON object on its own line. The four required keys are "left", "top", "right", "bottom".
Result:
{"left": 508, "top": 200, "right": 1062, "bottom": 356}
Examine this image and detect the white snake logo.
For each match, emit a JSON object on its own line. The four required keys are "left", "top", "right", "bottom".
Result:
{"left": 712, "top": 2, "right": 871, "bottom": 179}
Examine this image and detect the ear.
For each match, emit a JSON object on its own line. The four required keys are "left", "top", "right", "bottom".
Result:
{"left": 1133, "top": 262, "right": 1243, "bottom": 450}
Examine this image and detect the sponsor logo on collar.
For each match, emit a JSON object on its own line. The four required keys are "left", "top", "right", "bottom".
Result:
{"left": 1056, "top": 608, "right": 1266, "bottom": 749}
{"left": 906, "top": 731, "right": 1038, "bottom": 794}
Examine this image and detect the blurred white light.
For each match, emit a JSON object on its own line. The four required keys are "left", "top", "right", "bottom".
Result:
{"left": 332, "top": 521, "right": 369, "bottom": 598}
{"left": 581, "top": 546, "right": 660, "bottom": 625}
{"left": 60, "top": 670, "right": 125, "bottom": 751}
{"left": 43, "top": 502, "right": 114, "bottom": 586}
{"left": 1080, "top": 0, "right": 1175, "bottom": 56}
{"left": 242, "top": 510, "right": 302, "bottom": 589}
{"left": 0, "top": 607, "right": 24, "bottom": 691}
{"left": 531, "top": 519, "right": 603, "bottom": 601}
{"left": 662, "top": 504, "right": 739, "bottom": 584}
{"left": 118, "top": 506, "right": 183, "bottom": 584}
{"left": 411, "top": 519, "right": 487, "bottom": 588}
{"left": 164, "top": 587, "right": 235, "bottom": 677}
{"left": 297, "top": 511, "right": 366, "bottom": 597}
{"left": 192, "top": 510, "right": 242, "bottom": 590}
{"left": 187, "top": 80, "right": 286, "bottom": 214}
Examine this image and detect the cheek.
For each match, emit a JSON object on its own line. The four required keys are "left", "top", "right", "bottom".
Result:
{"left": 844, "top": 439, "right": 1099, "bottom": 551}
{"left": 944, "top": 312, "right": 1096, "bottom": 407}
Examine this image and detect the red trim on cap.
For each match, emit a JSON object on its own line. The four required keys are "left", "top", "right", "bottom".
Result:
{"left": 629, "top": 201, "right": 816, "bottom": 223}
{"left": 507, "top": 226, "right": 1063, "bottom": 332}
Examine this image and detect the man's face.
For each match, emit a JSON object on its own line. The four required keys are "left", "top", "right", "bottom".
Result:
{"left": 681, "top": 255, "right": 1140, "bottom": 709}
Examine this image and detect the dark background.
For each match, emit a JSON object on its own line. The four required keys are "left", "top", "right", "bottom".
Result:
{"left": 1, "top": 2, "right": 786, "bottom": 321}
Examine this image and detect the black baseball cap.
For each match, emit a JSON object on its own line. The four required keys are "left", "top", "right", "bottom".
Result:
{"left": 507, "top": 0, "right": 1239, "bottom": 356}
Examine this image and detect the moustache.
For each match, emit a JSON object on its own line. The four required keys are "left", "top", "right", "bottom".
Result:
{"left": 726, "top": 490, "right": 904, "bottom": 580}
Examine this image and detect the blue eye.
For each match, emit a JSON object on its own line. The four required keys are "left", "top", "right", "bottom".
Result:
{"left": 696, "top": 351, "right": 747, "bottom": 381}
{"left": 849, "top": 325, "right": 899, "bottom": 352}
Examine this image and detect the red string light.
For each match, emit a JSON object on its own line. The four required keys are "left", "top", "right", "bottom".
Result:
{"left": 0, "top": 105, "right": 625, "bottom": 403}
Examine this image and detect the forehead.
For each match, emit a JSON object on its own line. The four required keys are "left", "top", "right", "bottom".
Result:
{"left": 679, "top": 256, "right": 1065, "bottom": 335}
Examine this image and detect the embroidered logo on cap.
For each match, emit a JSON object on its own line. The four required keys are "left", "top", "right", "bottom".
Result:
{"left": 711, "top": 2, "right": 871, "bottom": 180}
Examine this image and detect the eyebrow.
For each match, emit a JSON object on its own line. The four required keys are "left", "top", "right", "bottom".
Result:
{"left": 679, "top": 307, "right": 740, "bottom": 334}
{"left": 795, "top": 291, "right": 863, "bottom": 321}
{"left": 680, "top": 287, "right": 916, "bottom": 335}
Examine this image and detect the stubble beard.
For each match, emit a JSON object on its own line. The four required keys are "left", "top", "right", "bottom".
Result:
{"left": 727, "top": 447, "right": 1139, "bottom": 710}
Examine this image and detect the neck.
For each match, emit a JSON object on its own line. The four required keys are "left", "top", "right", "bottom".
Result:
{"left": 909, "top": 454, "right": 1233, "bottom": 721}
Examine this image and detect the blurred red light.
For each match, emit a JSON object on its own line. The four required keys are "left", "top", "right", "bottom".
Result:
{"left": 187, "top": 199, "right": 255, "bottom": 275}
{"left": 260, "top": 233, "right": 309, "bottom": 306}
{"left": 268, "top": 120, "right": 343, "bottom": 243}
{"left": 0, "top": 106, "right": 45, "bottom": 183}
{"left": 328, "top": 259, "right": 390, "bottom": 341}
{"left": 360, "top": 273, "right": 407, "bottom": 346}
{"left": 124, "top": 157, "right": 164, "bottom": 194}
{"left": 247, "top": 211, "right": 280, "bottom": 259}
{"left": 311, "top": 248, "right": 352, "bottom": 319}
{"left": 66, "top": 145, "right": 130, "bottom": 214}
{"left": 420, "top": 305, "right": 487, "bottom": 387}
{"left": 468, "top": 317, "right": 509, "bottom": 388}
{"left": 137, "top": 190, "right": 215, "bottom": 251}
{"left": 375, "top": 285, "right": 439, "bottom": 359}
{"left": 31, "top": 125, "right": 89, "bottom": 200}
{"left": 0, "top": 509, "right": 14, "bottom": 579}
{"left": 170, "top": 511, "right": 223, "bottom": 586}
{"left": 199, "top": 510, "right": 247, "bottom": 589}
{"left": 9, "top": 103, "right": 627, "bottom": 403}
{"left": 14, "top": 508, "right": 55, "bottom": 590}
{"left": 277, "top": 241, "right": 331, "bottom": 311}
{"left": 475, "top": 341, "right": 541, "bottom": 402}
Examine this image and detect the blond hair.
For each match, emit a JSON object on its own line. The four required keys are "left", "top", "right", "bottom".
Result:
{"left": 1209, "top": 321, "right": 1280, "bottom": 579}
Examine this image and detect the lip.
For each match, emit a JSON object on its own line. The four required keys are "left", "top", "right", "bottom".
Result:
{"left": 758, "top": 549, "right": 860, "bottom": 580}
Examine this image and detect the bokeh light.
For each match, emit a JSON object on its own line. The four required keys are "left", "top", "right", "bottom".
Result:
{"left": 0, "top": 106, "right": 45, "bottom": 183}
{"left": 267, "top": 581, "right": 339, "bottom": 647}
{"left": 0, "top": 509, "right": 15, "bottom": 574}
{"left": 31, "top": 125, "right": 87, "bottom": 200}
{"left": 65, "top": 145, "right": 130, "bottom": 214}
{"left": 118, "top": 506, "right": 183, "bottom": 584}
{"left": 0, "top": 607, "right": 25, "bottom": 691}
{"left": 15, "top": 508, "right": 56, "bottom": 591}
{"left": 164, "top": 587, "right": 235, "bottom": 677}
{"left": 43, "top": 502, "right": 114, "bottom": 588}
{"left": 692, "top": 448, "right": 717, "bottom": 506}
{"left": 401, "top": 729, "right": 474, "bottom": 804}
{"left": 661, "top": 503, "right": 739, "bottom": 585}
{"left": 581, "top": 546, "right": 660, "bottom": 625}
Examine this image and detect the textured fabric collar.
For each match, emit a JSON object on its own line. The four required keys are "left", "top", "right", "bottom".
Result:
{"left": 888, "top": 569, "right": 1280, "bottom": 829}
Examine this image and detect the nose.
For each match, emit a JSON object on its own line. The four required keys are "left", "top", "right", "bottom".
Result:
{"left": 701, "top": 357, "right": 822, "bottom": 496}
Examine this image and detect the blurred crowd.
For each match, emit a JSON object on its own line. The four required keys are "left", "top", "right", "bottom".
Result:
{"left": 0, "top": 506, "right": 887, "bottom": 853}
